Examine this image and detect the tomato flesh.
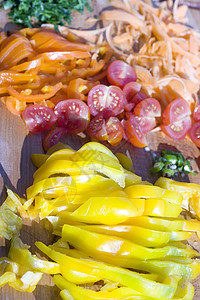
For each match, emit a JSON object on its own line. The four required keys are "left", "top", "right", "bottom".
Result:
{"left": 135, "top": 116, "right": 156, "bottom": 133}
{"left": 87, "top": 84, "right": 124, "bottom": 117}
{"left": 123, "top": 82, "right": 141, "bottom": 111}
{"left": 107, "top": 60, "right": 137, "bottom": 88}
{"left": 42, "top": 127, "right": 67, "bottom": 151}
{"left": 189, "top": 122, "right": 200, "bottom": 147}
{"left": 106, "top": 117, "right": 123, "bottom": 146}
{"left": 161, "top": 116, "right": 192, "bottom": 141}
{"left": 134, "top": 98, "right": 161, "bottom": 118}
{"left": 22, "top": 104, "right": 57, "bottom": 133}
{"left": 87, "top": 115, "right": 108, "bottom": 141}
{"left": 162, "top": 98, "right": 191, "bottom": 125}
{"left": 193, "top": 105, "right": 200, "bottom": 122}
{"left": 54, "top": 99, "right": 90, "bottom": 134}
{"left": 125, "top": 115, "right": 148, "bottom": 148}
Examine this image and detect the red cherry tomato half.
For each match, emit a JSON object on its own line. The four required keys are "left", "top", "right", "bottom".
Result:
{"left": 42, "top": 127, "right": 67, "bottom": 152}
{"left": 125, "top": 115, "right": 148, "bottom": 148}
{"left": 189, "top": 122, "right": 200, "bottom": 147}
{"left": 162, "top": 98, "right": 191, "bottom": 125}
{"left": 87, "top": 115, "right": 108, "bottom": 141}
{"left": 106, "top": 117, "right": 123, "bottom": 146}
{"left": 193, "top": 105, "right": 200, "bottom": 122}
{"left": 121, "top": 119, "right": 129, "bottom": 141}
{"left": 54, "top": 99, "right": 90, "bottom": 134}
{"left": 161, "top": 116, "right": 192, "bottom": 141}
{"left": 22, "top": 104, "right": 57, "bottom": 133}
{"left": 123, "top": 82, "right": 141, "bottom": 111}
{"left": 107, "top": 60, "right": 137, "bottom": 88}
{"left": 134, "top": 98, "right": 161, "bottom": 118}
{"left": 135, "top": 116, "right": 156, "bottom": 133}
{"left": 87, "top": 84, "right": 124, "bottom": 117}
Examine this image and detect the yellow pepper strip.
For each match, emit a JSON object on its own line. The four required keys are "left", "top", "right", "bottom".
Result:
{"left": 0, "top": 258, "right": 42, "bottom": 292}
{"left": 6, "top": 189, "right": 28, "bottom": 218}
{"left": 70, "top": 197, "right": 143, "bottom": 225}
{"left": 142, "top": 198, "right": 182, "bottom": 218}
{"left": 33, "top": 159, "right": 125, "bottom": 187}
{"left": 26, "top": 176, "right": 73, "bottom": 201}
{"left": 54, "top": 246, "right": 200, "bottom": 280}
{"left": 124, "top": 169, "right": 142, "bottom": 187}
{"left": 31, "top": 153, "right": 49, "bottom": 168}
{"left": 125, "top": 185, "right": 182, "bottom": 205}
{"left": 44, "top": 149, "right": 76, "bottom": 164}
{"left": 36, "top": 242, "right": 176, "bottom": 299}
{"left": 77, "top": 142, "right": 119, "bottom": 161}
{"left": 77, "top": 225, "right": 192, "bottom": 247}
{"left": 8, "top": 237, "right": 61, "bottom": 274}
{"left": 61, "top": 225, "right": 198, "bottom": 261}
{"left": 55, "top": 276, "right": 193, "bottom": 300}
{"left": 123, "top": 216, "right": 200, "bottom": 232}
{"left": 0, "top": 207, "right": 22, "bottom": 240}
{"left": 115, "top": 153, "right": 134, "bottom": 172}
{"left": 155, "top": 177, "right": 200, "bottom": 217}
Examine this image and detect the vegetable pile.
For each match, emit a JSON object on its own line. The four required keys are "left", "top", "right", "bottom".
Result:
{"left": 0, "top": 142, "right": 200, "bottom": 298}
{"left": 0, "top": 0, "right": 93, "bottom": 27}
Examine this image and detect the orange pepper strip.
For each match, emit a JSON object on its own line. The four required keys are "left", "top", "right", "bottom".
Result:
{"left": 2, "top": 96, "right": 27, "bottom": 116}
{"left": 0, "top": 31, "right": 7, "bottom": 46}
{"left": 30, "top": 29, "right": 93, "bottom": 53}
{"left": 0, "top": 71, "right": 38, "bottom": 86}
{"left": 9, "top": 58, "right": 42, "bottom": 73}
{"left": 39, "top": 51, "right": 91, "bottom": 61}
{"left": 7, "top": 82, "right": 63, "bottom": 102}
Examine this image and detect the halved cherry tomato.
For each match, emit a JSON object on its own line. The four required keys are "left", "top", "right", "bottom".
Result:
{"left": 107, "top": 60, "right": 137, "bottom": 88}
{"left": 162, "top": 98, "right": 191, "bottom": 125}
{"left": 123, "top": 82, "right": 141, "bottom": 111}
{"left": 134, "top": 98, "right": 161, "bottom": 118}
{"left": 87, "top": 115, "right": 108, "bottom": 141}
{"left": 87, "top": 84, "right": 124, "bottom": 117}
{"left": 121, "top": 119, "right": 129, "bottom": 141}
{"left": 193, "top": 105, "right": 200, "bottom": 122}
{"left": 106, "top": 117, "right": 123, "bottom": 146}
{"left": 189, "top": 122, "right": 200, "bottom": 147}
{"left": 22, "top": 104, "right": 57, "bottom": 133}
{"left": 135, "top": 116, "right": 156, "bottom": 133}
{"left": 54, "top": 99, "right": 90, "bottom": 134}
{"left": 161, "top": 116, "right": 192, "bottom": 140}
{"left": 125, "top": 115, "right": 148, "bottom": 148}
{"left": 42, "top": 127, "right": 67, "bottom": 151}
{"left": 126, "top": 112, "right": 156, "bottom": 134}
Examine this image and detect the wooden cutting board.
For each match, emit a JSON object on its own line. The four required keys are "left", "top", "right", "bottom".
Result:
{"left": 0, "top": 1, "right": 200, "bottom": 299}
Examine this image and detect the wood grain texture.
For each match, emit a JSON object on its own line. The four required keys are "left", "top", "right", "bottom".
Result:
{"left": 0, "top": 1, "right": 200, "bottom": 299}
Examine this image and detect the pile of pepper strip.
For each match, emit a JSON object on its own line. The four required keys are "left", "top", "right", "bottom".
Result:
{"left": 0, "top": 142, "right": 200, "bottom": 297}
{"left": 0, "top": 28, "right": 111, "bottom": 115}
{"left": 10, "top": 141, "right": 198, "bottom": 299}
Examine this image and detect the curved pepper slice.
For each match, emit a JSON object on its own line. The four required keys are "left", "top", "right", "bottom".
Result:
{"left": 31, "top": 153, "right": 50, "bottom": 168}
{"left": 54, "top": 276, "right": 194, "bottom": 300}
{"left": 70, "top": 197, "right": 143, "bottom": 225}
{"left": 155, "top": 177, "right": 200, "bottom": 217}
{"left": 61, "top": 225, "right": 198, "bottom": 261}
{"left": 7, "top": 82, "right": 63, "bottom": 102}
{"left": 125, "top": 185, "right": 182, "bottom": 205}
{"left": 33, "top": 159, "right": 125, "bottom": 187}
{"left": 8, "top": 237, "right": 61, "bottom": 274}
{"left": 36, "top": 242, "right": 176, "bottom": 299}
{"left": 77, "top": 225, "right": 192, "bottom": 247}
{"left": 141, "top": 198, "right": 182, "bottom": 218}
{"left": 123, "top": 216, "right": 200, "bottom": 232}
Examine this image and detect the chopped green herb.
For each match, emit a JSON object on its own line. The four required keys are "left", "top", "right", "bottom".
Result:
{"left": 0, "top": 0, "right": 93, "bottom": 28}
{"left": 150, "top": 149, "right": 198, "bottom": 177}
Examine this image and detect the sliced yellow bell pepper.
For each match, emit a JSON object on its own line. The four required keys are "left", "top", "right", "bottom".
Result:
{"left": 8, "top": 237, "right": 61, "bottom": 274}
{"left": 36, "top": 242, "right": 176, "bottom": 299}
{"left": 155, "top": 177, "right": 200, "bottom": 218}
{"left": 125, "top": 185, "right": 182, "bottom": 205}
{"left": 77, "top": 142, "right": 119, "bottom": 161}
{"left": 142, "top": 198, "right": 182, "bottom": 218}
{"left": 31, "top": 153, "right": 50, "bottom": 168}
{"left": 77, "top": 225, "right": 192, "bottom": 247}
{"left": 62, "top": 225, "right": 198, "bottom": 262}
{"left": 70, "top": 196, "right": 143, "bottom": 225}
{"left": 115, "top": 152, "right": 134, "bottom": 172}
{"left": 33, "top": 159, "right": 125, "bottom": 187}
{"left": 123, "top": 216, "right": 200, "bottom": 232}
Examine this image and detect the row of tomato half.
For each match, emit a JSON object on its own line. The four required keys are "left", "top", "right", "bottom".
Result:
{"left": 21, "top": 60, "right": 200, "bottom": 150}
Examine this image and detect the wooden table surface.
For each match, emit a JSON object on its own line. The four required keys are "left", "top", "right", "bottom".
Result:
{"left": 0, "top": 1, "right": 200, "bottom": 299}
